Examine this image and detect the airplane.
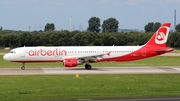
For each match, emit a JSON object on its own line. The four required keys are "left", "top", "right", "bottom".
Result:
{"left": 3, "top": 23, "right": 173, "bottom": 70}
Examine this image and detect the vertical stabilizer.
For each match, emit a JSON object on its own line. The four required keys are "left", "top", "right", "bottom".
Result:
{"left": 145, "top": 23, "right": 171, "bottom": 47}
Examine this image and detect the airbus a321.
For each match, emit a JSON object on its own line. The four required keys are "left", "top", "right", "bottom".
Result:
{"left": 3, "top": 23, "right": 173, "bottom": 70}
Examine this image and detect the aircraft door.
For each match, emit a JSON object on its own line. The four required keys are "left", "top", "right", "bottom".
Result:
{"left": 20, "top": 49, "right": 25, "bottom": 57}
{"left": 142, "top": 47, "right": 146, "bottom": 56}
{"left": 96, "top": 49, "right": 101, "bottom": 54}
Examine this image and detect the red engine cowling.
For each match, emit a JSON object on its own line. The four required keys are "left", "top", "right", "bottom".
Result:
{"left": 63, "top": 58, "right": 78, "bottom": 67}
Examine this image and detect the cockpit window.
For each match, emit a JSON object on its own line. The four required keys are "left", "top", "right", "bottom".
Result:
{"left": 9, "top": 51, "right": 16, "bottom": 54}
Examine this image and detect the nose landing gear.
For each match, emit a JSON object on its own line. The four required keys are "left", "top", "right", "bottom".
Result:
{"left": 21, "top": 62, "right": 25, "bottom": 70}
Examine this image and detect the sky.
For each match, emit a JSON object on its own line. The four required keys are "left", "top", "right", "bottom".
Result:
{"left": 0, "top": 0, "right": 179, "bottom": 31}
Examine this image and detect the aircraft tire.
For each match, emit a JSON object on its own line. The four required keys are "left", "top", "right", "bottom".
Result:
{"left": 21, "top": 66, "right": 25, "bottom": 70}
{"left": 85, "top": 64, "right": 92, "bottom": 70}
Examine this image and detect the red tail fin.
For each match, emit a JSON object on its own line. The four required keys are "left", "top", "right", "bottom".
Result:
{"left": 145, "top": 23, "right": 171, "bottom": 47}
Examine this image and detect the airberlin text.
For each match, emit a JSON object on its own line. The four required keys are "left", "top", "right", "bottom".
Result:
{"left": 28, "top": 48, "right": 67, "bottom": 56}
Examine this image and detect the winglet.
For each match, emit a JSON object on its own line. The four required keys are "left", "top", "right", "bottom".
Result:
{"left": 107, "top": 52, "right": 111, "bottom": 56}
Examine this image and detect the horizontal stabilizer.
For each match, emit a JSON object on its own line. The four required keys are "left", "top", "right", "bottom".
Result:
{"left": 154, "top": 47, "right": 174, "bottom": 53}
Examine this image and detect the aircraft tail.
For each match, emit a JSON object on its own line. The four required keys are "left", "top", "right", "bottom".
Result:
{"left": 145, "top": 23, "right": 171, "bottom": 47}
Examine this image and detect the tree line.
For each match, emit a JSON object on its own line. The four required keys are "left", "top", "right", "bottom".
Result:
{"left": 0, "top": 30, "right": 179, "bottom": 49}
{"left": 43, "top": 17, "right": 180, "bottom": 33}
{"left": 1, "top": 17, "right": 180, "bottom": 33}
{"left": 1, "top": 16, "right": 180, "bottom": 49}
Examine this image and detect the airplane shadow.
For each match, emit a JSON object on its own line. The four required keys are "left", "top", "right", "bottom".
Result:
{"left": 65, "top": 68, "right": 108, "bottom": 71}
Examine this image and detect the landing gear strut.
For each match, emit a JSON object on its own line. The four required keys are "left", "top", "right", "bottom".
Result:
{"left": 85, "top": 64, "right": 92, "bottom": 70}
{"left": 21, "top": 62, "right": 25, "bottom": 70}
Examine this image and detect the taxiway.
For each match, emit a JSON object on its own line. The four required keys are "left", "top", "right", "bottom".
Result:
{"left": 0, "top": 66, "right": 180, "bottom": 75}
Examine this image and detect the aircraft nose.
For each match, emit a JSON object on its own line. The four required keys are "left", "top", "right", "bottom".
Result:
{"left": 3, "top": 54, "right": 9, "bottom": 61}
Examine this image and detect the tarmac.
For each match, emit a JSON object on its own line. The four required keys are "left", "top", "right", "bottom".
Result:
{"left": 0, "top": 66, "right": 180, "bottom": 75}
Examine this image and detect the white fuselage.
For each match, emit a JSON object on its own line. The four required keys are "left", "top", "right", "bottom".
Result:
{"left": 3, "top": 46, "right": 143, "bottom": 62}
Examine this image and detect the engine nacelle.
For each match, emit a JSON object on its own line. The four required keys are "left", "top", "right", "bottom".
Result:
{"left": 63, "top": 58, "right": 82, "bottom": 67}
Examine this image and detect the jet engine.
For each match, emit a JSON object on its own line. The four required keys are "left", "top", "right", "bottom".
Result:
{"left": 63, "top": 58, "right": 83, "bottom": 67}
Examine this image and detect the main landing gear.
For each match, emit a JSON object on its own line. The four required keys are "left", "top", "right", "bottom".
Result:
{"left": 84, "top": 60, "right": 92, "bottom": 70}
{"left": 21, "top": 62, "right": 25, "bottom": 70}
{"left": 85, "top": 64, "right": 92, "bottom": 70}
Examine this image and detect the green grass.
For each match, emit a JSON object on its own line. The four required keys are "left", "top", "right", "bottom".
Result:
{"left": 0, "top": 49, "right": 10, "bottom": 53}
{"left": 171, "top": 49, "right": 180, "bottom": 53}
{"left": 0, "top": 74, "right": 180, "bottom": 101}
{"left": 92, "top": 56, "right": 180, "bottom": 67}
{"left": 1, "top": 53, "right": 180, "bottom": 101}
{"left": 0, "top": 55, "right": 180, "bottom": 68}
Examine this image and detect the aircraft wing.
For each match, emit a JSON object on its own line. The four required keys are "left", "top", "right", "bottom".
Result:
{"left": 64, "top": 52, "right": 110, "bottom": 61}
{"left": 154, "top": 47, "right": 174, "bottom": 53}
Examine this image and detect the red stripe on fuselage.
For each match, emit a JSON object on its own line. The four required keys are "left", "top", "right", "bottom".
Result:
{"left": 97, "top": 46, "right": 173, "bottom": 62}
{"left": 10, "top": 60, "right": 63, "bottom": 63}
